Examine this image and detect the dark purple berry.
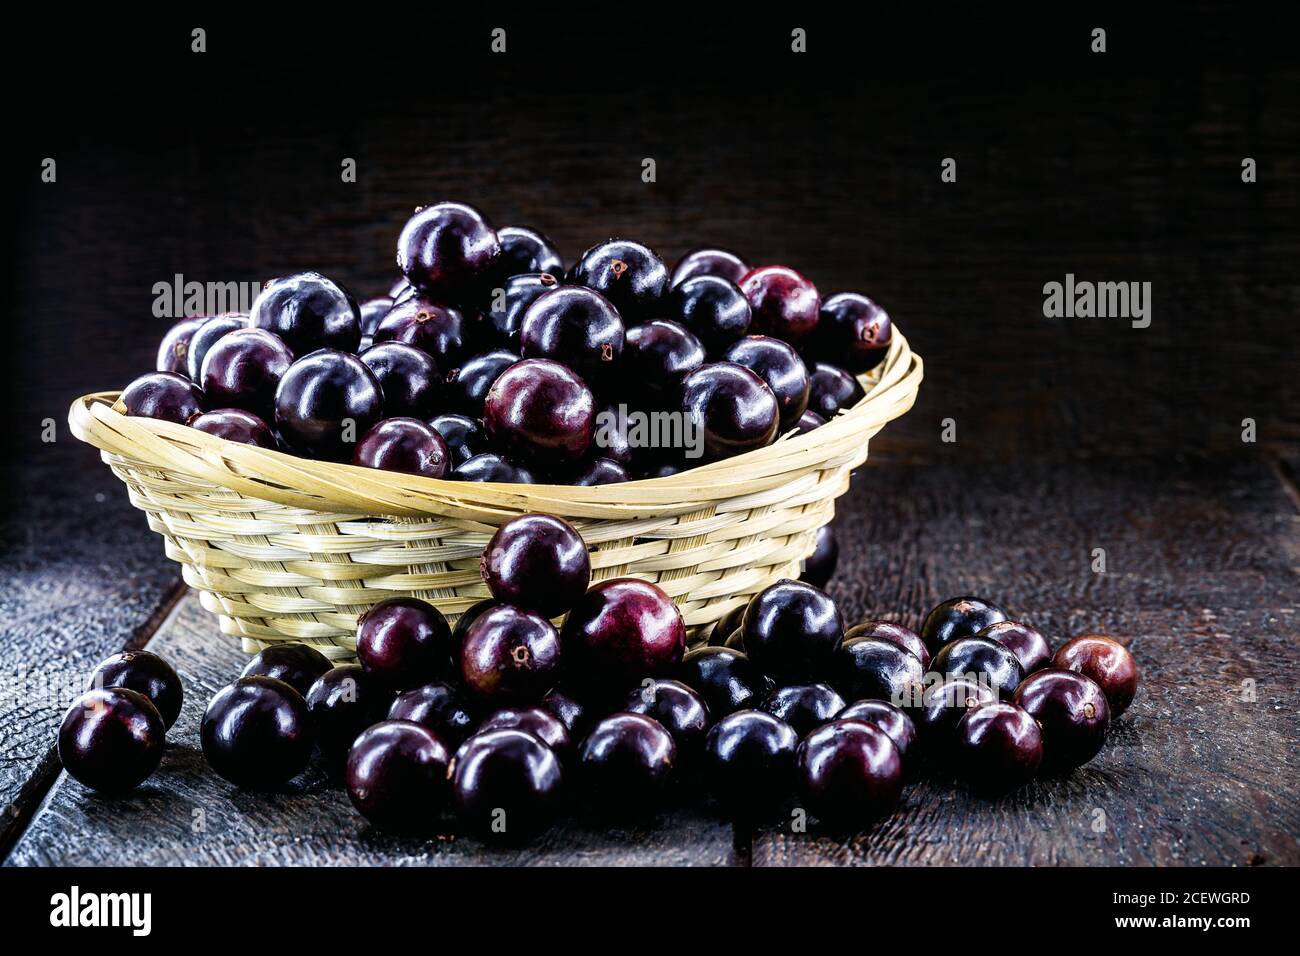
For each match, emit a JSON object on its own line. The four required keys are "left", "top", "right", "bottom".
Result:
{"left": 451, "top": 729, "right": 563, "bottom": 841}
{"left": 668, "top": 275, "right": 752, "bottom": 354}
{"left": 250, "top": 272, "right": 360, "bottom": 356}
{"left": 186, "top": 315, "right": 247, "bottom": 381}
{"left": 814, "top": 293, "right": 892, "bottom": 373}
{"left": 156, "top": 316, "right": 205, "bottom": 375}
{"left": 671, "top": 248, "right": 749, "bottom": 288}
{"left": 1014, "top": 670, "right": 1110, "bottom": 772}
{"left": 721, "top": 335, "right": 809, "bottom": 429}
{"left": 832, "top": 637, "right": 925, "bottom": 708}
{"left": 836, "top": 699, "right": 917, "bottom": 762}
{"left": 806, "top": 362, "right": 865, "bottom": 419}
{"left": 200, "top": 676, "right": 313, "bottom": 789}
{"left": 761, "top": 683, "right": 845, "bottom": 738}
{"left": 623, "top": 679, "right": 711, "bottom": 754}
{"left": 397, "top": 201, "right": 501, "bottom": 303}
{"left": 359, "top": 341, "right": 440, "bottom": 418}
{"left": 981, "top": 621, "right": 1053, "bottom": 675}
{"left": 122, "top": 371, "right": 204, "bottom": 424}
{"left": 914, "top": 676, "right": 997, "bottom": 744}
{"left": 240, "top": 642, "right": 333, "bottom": 697}
{"left": 88, "top": 650, "right": 183, "bottom": 729}
{"left": 739, "top": 266, "right": 819, "bottom": 346}
{"left": 374, "top": 297, "right": 472, "bottom": 367}
{"left": 352, "top": 417, "right": 450, "bottom": 478}
{"left": 451, "top": 452, "right": 537, "bottom": 483}
{"left": 429, "top": 413, "right": 486, "bottom": 467}
{"left": 795, "top": 719, "right": 902, "bottom": 826}
{"left": 622, "top": 319, "right": 705, "bottom": 406}
{"left": 795, "top": 409, "right": 826, "bottom": 433}
{"left": 189, "top": 408, "right": 277, "bottom": 448}
{"left": 483, "top": 359, "right": 595, "bottom": 469}
{"left": 445, "top": 349, "right": 518, "bottom": 418}
{"left": 306, "top": 663, "right": 393, "bottom": 757}
{"left": 844, "top": 620, "right": 930, "bottom": 668}
{"left": 741, "top": 580, "right": 844, "bottom": 683}
{"left": 388, "top": 681, "right": 478, "bottom": 748}
{"left": 677, "top": 646, "right": 774, "bottom": 718}
{"left": 484, "top": 272, "right": 560, "bottom": 347}
{"left": 199, "top": 327, "right": 293, "bottom": 418}
{"left": 920, "top": 596, "right": 1008, "bottom": 656}
{"left": 356, "top": 597, "right": 453, "bottom": 691}
{"left": 478, "top": 706, "right": 571, "bottom": 755}
{"left": 495, "top": 226, "right": 563, "bottom": 279}
{"left": 481, "top": 514, "right": 590, "bottom": 617}
{"left": 459, "top": 605, "right": 562, "bottom": 704}
{"left": 570, "top": 239, "right": 668, "bottom": 322}
{"left": 680, "top": 362, "right": 779, "bottom": 461}
{"left": 572, "top": 458, "right": 632, "bottom": 485}
{"left": 273, "top": 349, "right": 383, "bottom": 461}
{"left": 932, "top": 636, "right": 1024, "bottom": 700}
{"left": 954, "top": 702, "right": 1042, "bottom": 793}
{"left": 799, "top": 525, "right": 839, "bottom": 589}
{"left": 346, "top": 720, "right": 450, "bottom": 831}
{"left": 1053, "top": 635, "right": 1139, "bottom": 717}
{"left": 703, "top": 709, "right": 797, "bottom": 816}
{"left": 578, "top": 713, "right": 676, "bottom": 809}
{"left": 520, "top": 286, "right": 624, "bottom": 384}
{"left": 58, "top": 688, "right": 165, "bottom": 791}
{"left": 561, "top": 578, "right": 686, "bottom": 690}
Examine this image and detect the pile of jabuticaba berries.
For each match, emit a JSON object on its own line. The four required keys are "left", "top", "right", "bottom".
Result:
{"left": 124, "top": 201, "right": 892, "bottom": 482}
{"left": 58, "top": 511, "right": 1139, "bottom": 840}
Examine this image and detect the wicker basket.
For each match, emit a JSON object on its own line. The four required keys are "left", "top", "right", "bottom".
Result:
{"left": 69, "top": 330, "right": 922, "bottom": 660}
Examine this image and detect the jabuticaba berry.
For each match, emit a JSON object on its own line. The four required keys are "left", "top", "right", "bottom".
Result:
{"left": 495, "top": 225, "right": 563, "bottom": 280}
{"left": 480, "top": 513, "right": 591, "bottom": 618}
{"left": 979, "top": 620, "right": 1052, "bottom": 675}
{"left": 250, "top": 272, "right": 361, "bottom": 356}
{"left": 920, "top": 596, "right": 1008, "bottom": 657}
{"left": 570, "top": 238, "right": 668, "bottom": 322}
{"left": 813, "top": 293, "right": 892, "bottom": 373}
{"left": 795, "top": 719, "right": 903, "bottom": 827}
{"left": 1052, "top": 635, "right": 1139, "bottom": 717}
{"left": 671, "top": 248, "right": 750, "bottom": 288}
{"left": 739, "top": 265, "right": 820, "bottom": 346}
{"left": 741, "top": 580, "right": 844, "bottom": 683}
{"left": 396, "top": 201, "right": 501, "bottom": 304}
{"left": 1013, "top": 669, "right": 1109, "bottom": 772}
{"left": 953, "top": 702, "right": 1043, "bottom": 794}
{"left": 931, "top": 635, "right": 1024, "bottom": 700}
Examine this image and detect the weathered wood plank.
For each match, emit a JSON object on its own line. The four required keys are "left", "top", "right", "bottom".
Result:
{"left": 750, "top": 456, "right": 1300, "bottom": 865}
{"left": 0, "top": 446, "right": 180, "bottom": 846}
{"left": 6, "top": 593, "right": 737, "bottom": 866}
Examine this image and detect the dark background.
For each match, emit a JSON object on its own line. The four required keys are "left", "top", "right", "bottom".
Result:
{"left": 3, "top": 5, "right": 1298, "bottom": 503}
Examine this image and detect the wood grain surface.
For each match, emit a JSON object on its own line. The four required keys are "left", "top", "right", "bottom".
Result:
{"left": 8, "top": 455, "right": 1296, "bottom": 866}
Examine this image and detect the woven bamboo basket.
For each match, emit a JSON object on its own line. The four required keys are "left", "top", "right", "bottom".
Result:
{"left": 68, "top": 330, "right": 922, "bottom": 661}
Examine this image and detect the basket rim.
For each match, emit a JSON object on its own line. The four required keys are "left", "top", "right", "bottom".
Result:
{"left": 69, "top": 329, "right": 922, "bottom": 519}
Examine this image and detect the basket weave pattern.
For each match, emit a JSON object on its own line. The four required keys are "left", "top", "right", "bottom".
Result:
{"left": 70, "top": 332, "right": 922, "bottom": 659}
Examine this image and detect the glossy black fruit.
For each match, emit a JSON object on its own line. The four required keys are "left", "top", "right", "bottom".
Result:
{"left": 483, "top": 359, "right": 595, "bottom": 468}
{"left": 722, "top": 336, "right": 809, "bottom": 430}
{"left": 353, "top": 417, "right": 450, "bottom": 478}
{"left": 484, "top": 272, "right": 561, "bottom": 347}
{"left": 250, "top": 272, "right": 361, "bottom": 356}
{"left": 1015, "top": 669, "right": 1110, "bottom": 771}
{"left": 88, "top": 650, "right": 183, "bottom": 728}
{"left": 561, "top": 578, "right": 686, "bottom": 689}
{"left": 979, "top": 621, "right": 1053, "bottom": 676}
{"left": 805, "top": 362, "right": 866, "bottom": 419}
{"left": 1052, "top": 635, "right": 1139, "bottom": 717}
{"left": 739, "top": 266, "right": 819, "bottom": 346}
{"left": 623, "top": 679, "right": 711, "bottom": 753}
{"left": 429, "top": 413, "right": 487, "bottom": 467}
{"left": 832, "top": 637, "right": 925, "bottom": 708}
{"left": 932, "top": 636, "right": 1024, "bottom": 700}
{"left": 795, "top": 409, "right": 826, "bottom": 433}
{"left": 799, "top": 525, "right": 839, "bottom": 589}
{"left": 572, "top": 458, "right": 632, "bottom": 485}
{"left": 844, "top": 620, "right": 930, "bottom": 668}
{"left": 451, "top": 599, "right": 499, "bottom": 656}
{"left": 570, "top": 239, "right": 668, "bottom": 322}
{"left": 240, "top": 642, "right": 333, "bottom": 697}
{"left": 667, "top": 275, "right": 752, "bottom": 355}
{"left": 122, "top": 371, "right": 204, "bottom": 424}
{"left": 541, "top": 688, "right": 588, "bottom": 735}
{"left": 198, "top": 327, "right": 294, "bottom": 418}
{"left": 519, "top": 286, "right": 624, "bottom": 384}
{"left": 451, "top": 452, "right": 537, "bottom": 483}
{"left": 358, "top": 297, "right": 393, "bottom": 345}
{"left": 156, "top": 316, "right": 206, "bottom": 375}
{"left": 481, "top": 513, "right": 591, "bottom": 617}
{"left": 346, "top": 720, "right": 451, "bottom": 831}
{"left": 451, "top": 729, "right": 564, "bottom": 842}
{"left": 578, "top": 713, "right": 676, "bottom": 809}
{"left": 189, "top": 408, "right": 277, "bottom": 448}
{"left": 445, "top": 349, "right": 518, "bottom": 418}
{"left": 306, "top": 663, "right": 393, "bottom": 757}
{"left": 954, "top": 702, "right": 1043, "bottom": 793}
{"left": 761, "top": 683, "right": 845, "bottom": 738}
{"left": 58, "top": 688, "right": 165, "bottom": 791}
{"left": 359, "top": 341, "right": 440, "bottom": 418}
{"left": 795, "top": 719, "right": 902, "bottom": 827}
{"left": 273, "top": 349, "right": 383, "bottom": 461}
{"left": 671, "top": 248, "right": 749, "bottom": 288}
{"left": 702, "top": 709, "right": 797, "bottom": 816}
{"left": 388, "top": 681, "right": 478, "bottom": 748}
{"left": 495, "top": 226, "right": 563, "bottom": 280}
{"left": 200, "top": 676, "right": 314, "bottom": 789}
{"left": 459, "top": 605, "right": 562, "bottom": 704}
{"left": 708, "top": 603, "right": 748, "bottom": 647}
{"left": 835, "top": 699, "right": 917, "bottom": 762}
{"left": 814, "top": 293, "right": 892, "bottom": 373}
{"left": 920, "top": 597, "right": 1008, "bottom": 656}
{"left": 677, "top": 646, "right": 774, "bottom": 717}
{"left": 742, "top": 580, "right": 844, "bottom": 683}
{"left": 186, "top": 314, "right": 248, "bottom": 381}
{"left": 680, "top": 362, "right": 779, "bottom": 462}
{"left": 622, "top": 320, "right": 706, "bottom": 404}
{"left": 913, "top": 676, "right": 997, "bottom": 744}
{"left": 356, "top": 597, "right": 453, "bottom": 691}
{"left": 374, "top": 297, "right": 472, "bottom": 366}
{"left": 397, "top": 201, "right": 501, "bottom": 303}
{"left": 478, "top": 706, "right": 572, "bottom": 755}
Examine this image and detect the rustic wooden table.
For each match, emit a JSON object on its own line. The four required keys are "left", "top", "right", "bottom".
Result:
{"left": 3, "top": 450, "right": 1296, "bottom": 866}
